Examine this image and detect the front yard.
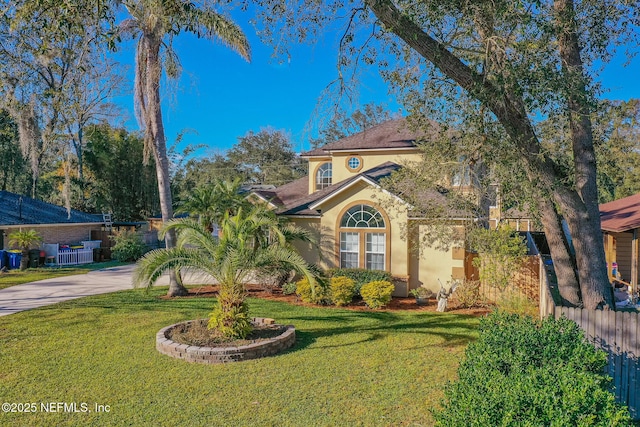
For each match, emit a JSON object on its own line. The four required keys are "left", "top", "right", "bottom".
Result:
{"left": 0, "top": 260, "right": 126, "bottom": 290}
{"left": 0, "top": 288, "right": 480, "bottom": 426}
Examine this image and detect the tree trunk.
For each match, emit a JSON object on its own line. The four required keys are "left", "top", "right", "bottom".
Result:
{"left": 554, "top": 0, "right": 613, "bottom": 309}
{"left": 76, "top": 126, "right": 86, "bottom": 209}
{"left": 143, "top": 34, "right": 187, "bottom": 297}
{"left": 538, "top": 197, "right": 581, "bottom": 306}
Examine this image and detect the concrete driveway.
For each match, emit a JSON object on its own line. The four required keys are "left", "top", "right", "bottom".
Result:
{"left": 0, "top": 264, "right": 215, "bottom": 317}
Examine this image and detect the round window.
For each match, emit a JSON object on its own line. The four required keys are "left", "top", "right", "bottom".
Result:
{"left": 347, "top": 156, "right": 362, "bottom": 171}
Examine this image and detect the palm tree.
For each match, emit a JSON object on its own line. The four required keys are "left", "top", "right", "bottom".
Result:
{"left": 8, "top": 229, "right": 42, "bottom": 270}
{"left": 120, "top": 0, "right": 251, "bottom": 297}
{"left": 134, "top": 205, "right": 317, "bottom": 339}
{"left": 175, "top": 185, "right": 217, "bottom": 230}
{"left": 175, "top": 178, "right": 250, "bottom": 232}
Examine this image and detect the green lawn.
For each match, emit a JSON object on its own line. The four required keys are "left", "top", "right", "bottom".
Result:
{"left": 0, "top": 288, "right": 480, "bottom": 426}
{"left": 0, "top": 260, "right": 127, "bottom": 290}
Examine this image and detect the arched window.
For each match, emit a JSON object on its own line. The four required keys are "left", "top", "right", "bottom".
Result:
{"left": 338, "top": 204, "right": 388, "bottom": 271}
{"left": 315, "top": 162, "right": 332, "bottom": 190}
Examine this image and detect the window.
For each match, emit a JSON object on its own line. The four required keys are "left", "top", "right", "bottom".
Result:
{"left": 365, "top": 233, "right": 385, "bottom": 270}
{"left": 338, "top": 204, "right": 388, "bottom": 271}
{"left": 345, "top": 155, "right": 363, "bottom": 172}
{"left": 315, "top": 162, "right": 332, "bottom": 190}
{"left": 340, "top": 232, "right": 359, "bottom": 268}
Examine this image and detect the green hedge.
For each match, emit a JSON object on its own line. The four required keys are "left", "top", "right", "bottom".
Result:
{"left": 434, "top": 311, "right": 632, "bottom": 426}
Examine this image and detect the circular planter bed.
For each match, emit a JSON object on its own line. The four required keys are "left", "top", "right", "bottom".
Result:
{"left": 156, "top": 317, "right": 295, "bottom": 364}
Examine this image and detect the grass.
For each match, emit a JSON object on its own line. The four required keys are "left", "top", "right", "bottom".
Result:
{"left": 0, "top": 288, "right": 480, "bottom": 426}
{"left": 0, "top": 260, "right": 127, "bottom": 290}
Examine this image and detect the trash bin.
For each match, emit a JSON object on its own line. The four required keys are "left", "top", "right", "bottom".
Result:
{"left": 0, "top": 250, "right": 6, "bottom": 269}
{"left": 29, "top": 249, "right": 41, "bottom": 268}
{"left": 93, "top": 248, "right": 103, "bottom": 262}
{"left": 7, "top": 251, "right": 22, "bottom": 269}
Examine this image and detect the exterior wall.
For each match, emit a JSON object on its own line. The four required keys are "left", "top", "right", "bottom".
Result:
{"left": 611, "top": 231, "right": 634, "bottom": 283}
{"left": 1, "top": 224, "right": 103, "bottom": 250}
{"left": 408, "top": 224, "right": 465, "bottom": 294}
{"left": 287, "top": 217, "right": 322, "bottom": 267}
{"left": 313, "top": 181, "right": 411, "bottom": 281}
{"left": 307, "top": 157, "right": 331, "bottom": 193}
{"left": 331, "top": 150, "right": 422, "bottom": 184}
{"left": 306, "top": 150, "right": 422, "bottom": 194}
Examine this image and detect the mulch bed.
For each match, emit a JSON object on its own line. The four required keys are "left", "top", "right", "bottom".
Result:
{"left": 163, "top": 284, "right": 492, "bottom": 317}
{"left": 167, "top": 318, "right": 287, "bottom": 348}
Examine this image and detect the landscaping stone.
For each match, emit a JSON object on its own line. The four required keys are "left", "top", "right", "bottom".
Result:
{"left": 156, "top": 317, "right": 296, "bottom": 364}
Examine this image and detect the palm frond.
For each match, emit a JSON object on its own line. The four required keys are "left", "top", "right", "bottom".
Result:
{"left": 192, "top": 8, "right": 250, "bottom": 62}
{"left": 134, "top": 246, "right": 221, "bottom": 289}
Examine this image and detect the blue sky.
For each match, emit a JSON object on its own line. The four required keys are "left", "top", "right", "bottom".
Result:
{"left": 110, "top": 13, "right": 640, "bottom": 158}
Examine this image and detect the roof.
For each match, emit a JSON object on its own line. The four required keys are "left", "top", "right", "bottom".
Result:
{"left": 260, "top": 162, "right": 402, "bottom": 217}
{"left": 302, "top": 119, "right": 423, "bottom": 157}
{"left": 600, "top": 193, "right": 640, "bottom": 233}
{"left": 0, "top": 191, "right": 104, "bottom": 226}
{"left": 252, "top": 177, "right": 309, "bottom": 209}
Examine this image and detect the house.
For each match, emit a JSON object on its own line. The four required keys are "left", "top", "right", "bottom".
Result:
{"left": 249, "top": 119, "right": 486, "bottom": 296}
{"left": 0, "top": 190, "right": 105, "bottom": 250}
{"left": 600, "top": 193, "right": 640, "bottom": 296}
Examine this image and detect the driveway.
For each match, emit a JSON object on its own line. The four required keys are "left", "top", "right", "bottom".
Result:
{"left": 0, "top": 264, "right": 215, "bottom": 317}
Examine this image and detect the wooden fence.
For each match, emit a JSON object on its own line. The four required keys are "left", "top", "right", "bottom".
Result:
{"left": 476, "top": 255, "right": 540, "bottom": 304}
{"left": 540, "top": 263, "right": 640, "bottom": 419}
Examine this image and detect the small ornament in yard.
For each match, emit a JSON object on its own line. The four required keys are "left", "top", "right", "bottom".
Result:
{"left": 436, "top": 279, "right": 459, "bottom": 312}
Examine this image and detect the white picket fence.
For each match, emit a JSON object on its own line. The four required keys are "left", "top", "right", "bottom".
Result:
{"left": 57, "top": 249, "right": 93, "bottom": 266}
{"left": 42, "top": 243, "right": 96, "bottom": 266}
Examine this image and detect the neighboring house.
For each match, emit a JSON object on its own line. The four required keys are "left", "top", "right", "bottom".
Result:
{"left": 0, "top": 191, "right": 105, "bottom": 249}
{"left": 249, "top": 119, "right": 488, "bottom": 296}
{"left": 600, "top": 193, "right": 640, "bottom": 294}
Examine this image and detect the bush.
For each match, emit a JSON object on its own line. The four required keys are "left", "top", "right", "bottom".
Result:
{"left": 452, "top": 280, "right": 482, "bottom": 308}
{"left": 110, "top": 230, "right": 148, "bottom": 262}
{"left": 434, "top": 311, "right": 632, "bottom": 426}
{"left": 496, "top": 290, "right": 539, "bottom": 317}
{"left": 281, "top": 281, "right": 297, "bottom": 295}
{"left": 360, "top": 280, "right": 395, "bottom": 309}
{"left": 329, "top": 276, "right": 356, "bottom": 306}
{"left": 327, "top": 268, "right": 393, "bottom": 295}
{"left": 295, "top": 277, "right": 330, "bottom": 304}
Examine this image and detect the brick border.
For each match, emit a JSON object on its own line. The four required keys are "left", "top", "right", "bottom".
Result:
{"left": 156, "top": 318, "right": 296, "bottom": 364}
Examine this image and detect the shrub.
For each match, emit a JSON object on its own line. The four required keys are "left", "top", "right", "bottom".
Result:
{"left": 327, "top": 268, "right": 393, "bottom": 295}
{"left": 434, "top": 311, "right": 632, "bottom": 426}
{"left": 360, "top": 280, "right": 395, "bottom": 309}
{"left": 496, "top": 290, "right": 538, "bottom": 317}
{"left": 110, "top": 230, "right": 148, "bottom": 262}
{"left": 329, "top": 276, "right": 356, "bottom": 306}
{"left": 281, "top": 281, "right": 297, "bottom": 295}
{"left": 452, "top": 280, "right": 482, "bottom": 308}
{"left": 208, "top": 301, "right": 252, "bottom": 339}
{"left": 295, "top": 277, "right": 330, "bottom": 304}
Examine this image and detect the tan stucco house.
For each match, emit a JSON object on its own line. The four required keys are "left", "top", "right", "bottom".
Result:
{"left": 249, "top": 119, "right": 484, "bottom": 296}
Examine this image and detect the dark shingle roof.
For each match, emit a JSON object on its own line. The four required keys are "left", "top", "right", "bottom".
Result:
{"left": 600, "top": 193, "right": 640, "bottom": 233}
{"left": 272, "top": 162, "right": 402, "bottom": 217}
{"left": 302, "top": 119, "right": 422, "bottom": 157}
{"left": 0, "top": 191, "right": 104, "bottom": 226}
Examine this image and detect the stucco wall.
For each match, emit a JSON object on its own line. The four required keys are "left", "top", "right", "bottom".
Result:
{"left": 288, "top": 217, "right": 322, "bottom": 266}
{"left": 307, "top": 151, "right": 422, "bottom": 194}
{"left": 1, "top": 224, "right": 103, "bottom": 250}
{"left": 408, "top": 224, "right": 465, "bottom": 294}
{"left": 331, "top": 150, "right": 422, "bottom": 184}
{"left": 313, "top": 181, "right": 410, "bottom": 278}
